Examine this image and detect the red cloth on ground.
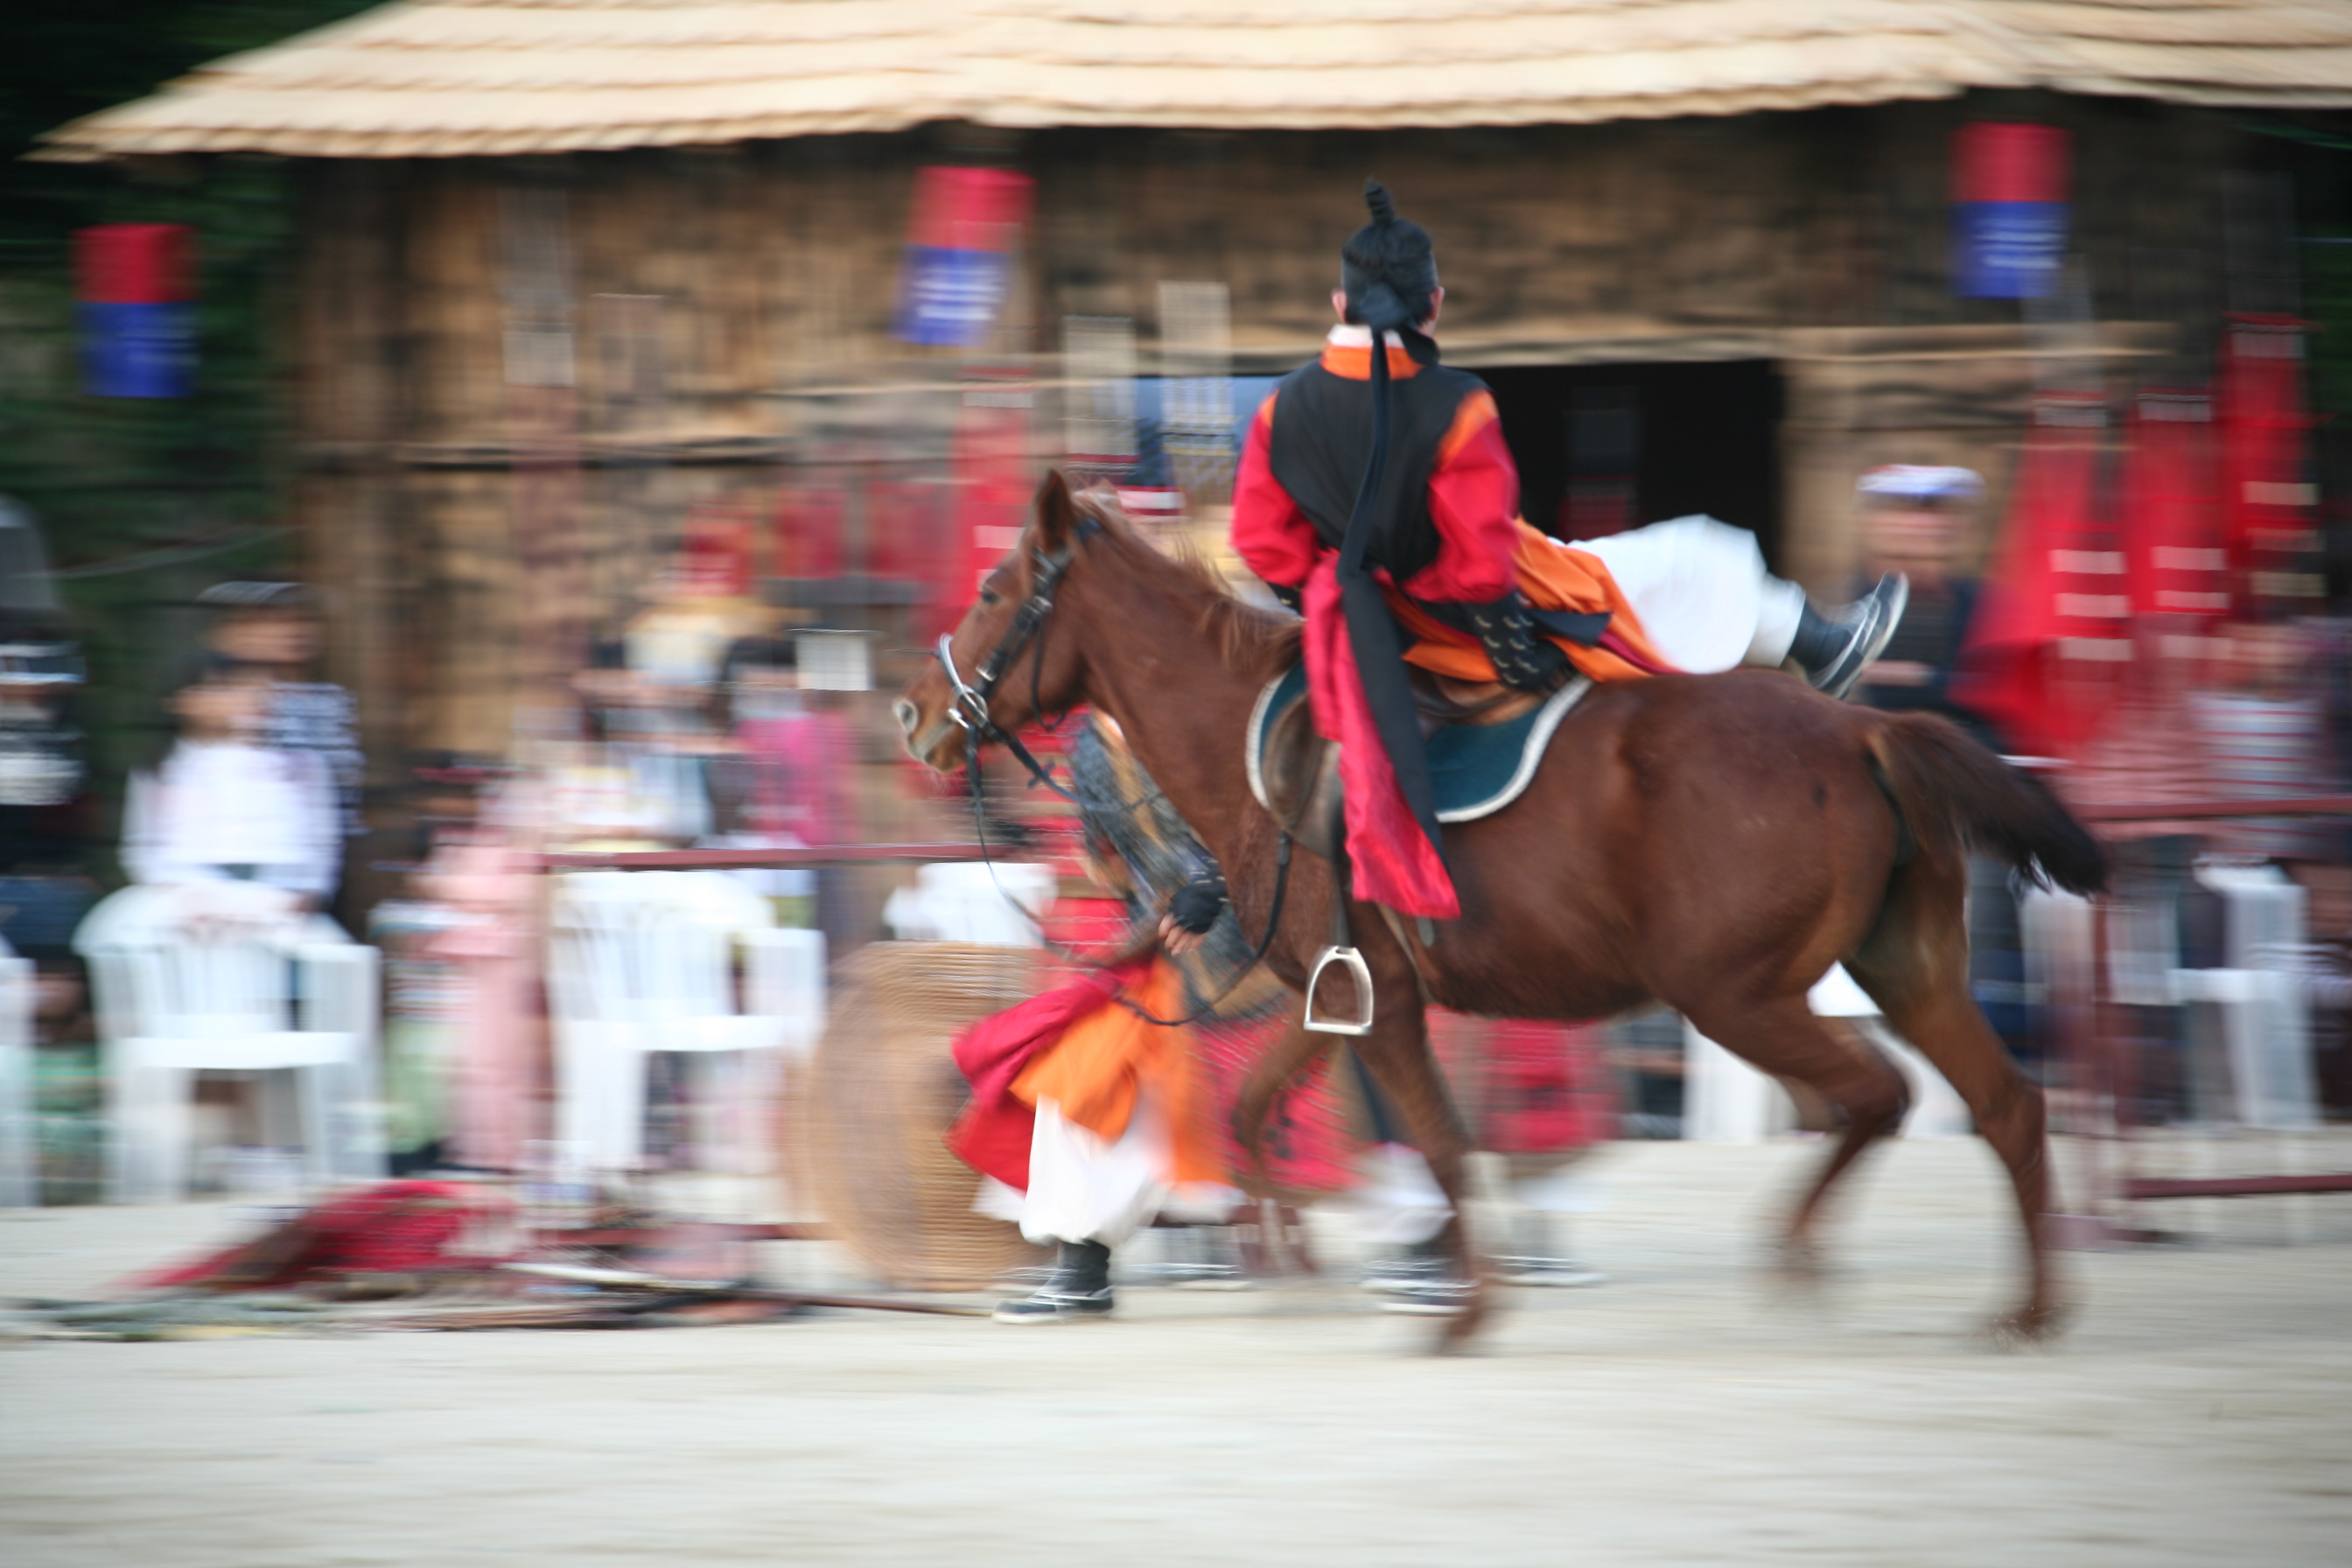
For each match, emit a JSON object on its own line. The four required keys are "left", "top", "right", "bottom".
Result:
{"left": 130, "top": 1180, "right": 499, "bottom": 1291}
{"left": 946, "top": 965, "right": 1134, "bottom": 1192}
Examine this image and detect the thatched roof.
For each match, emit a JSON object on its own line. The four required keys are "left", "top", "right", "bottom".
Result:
{"left": 39, "top": 0, "right": 2352, "bottom": 161}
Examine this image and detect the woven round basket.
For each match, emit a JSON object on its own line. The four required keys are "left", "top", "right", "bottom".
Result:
{"left": 793, "top": 941, "right": 1049, "bottom": 1291}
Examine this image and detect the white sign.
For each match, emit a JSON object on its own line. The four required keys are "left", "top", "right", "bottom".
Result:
{"left": 795, "top": 629, "right": 872, "bottom": 692}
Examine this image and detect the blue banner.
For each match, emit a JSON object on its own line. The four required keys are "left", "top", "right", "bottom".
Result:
{"left": 1952, "top": 201, "right": 2068, "bottom": 299}
{"left": 79, "top": 300, "right": 193, "bottom": 398}
{"left": 893, "top": 246, "right": 1012, "bottom": 348}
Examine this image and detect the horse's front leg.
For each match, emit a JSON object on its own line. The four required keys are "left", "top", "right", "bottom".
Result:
{"left": 1230, "top": 1012, "right": 1337, "bottom": 1197}
{"left": 1342, "top": 944, "right": 1491, "bottom": 1350}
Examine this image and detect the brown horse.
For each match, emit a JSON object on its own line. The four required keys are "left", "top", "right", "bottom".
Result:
{"left": 898, "top": 474, "right": 2105, "bottom": 1347}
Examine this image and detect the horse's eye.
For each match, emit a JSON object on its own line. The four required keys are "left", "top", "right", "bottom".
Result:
{"left": 978, "top": 587, "right": 1000, "bottom": 606}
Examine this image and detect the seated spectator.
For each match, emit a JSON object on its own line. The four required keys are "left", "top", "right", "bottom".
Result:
{"left": 199, "top": 582, "right": 364, "bottom": 891}
{"left": 122, "top": 659, "right": 338, "bottom": 902}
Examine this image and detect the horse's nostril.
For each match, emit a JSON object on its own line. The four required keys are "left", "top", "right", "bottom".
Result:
{"left": 892, "top": 698, "right": 919, "bottom": 737}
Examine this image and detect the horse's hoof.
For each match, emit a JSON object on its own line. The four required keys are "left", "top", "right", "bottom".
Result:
{"left": 1981, "top": 1302, "right": 2069, "bottom": 1349}
{"left": 1774, "top": 1236, "right": 1828, "bottom": 1290}
{"left": 1429, "top": 1298, "right": 1489, "bottom": 1355}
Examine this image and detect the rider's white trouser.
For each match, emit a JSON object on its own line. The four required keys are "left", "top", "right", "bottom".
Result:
{"left": 972, "top": 1089, "right": 1241, "bottom": 1247}
{"left": 1558, "top": 514, "right": 1807, "bottom": 674}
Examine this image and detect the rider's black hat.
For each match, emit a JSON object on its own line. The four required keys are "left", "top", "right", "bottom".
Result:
{"left": 1340, "top": 180, "right": 1439, "bottom": 338}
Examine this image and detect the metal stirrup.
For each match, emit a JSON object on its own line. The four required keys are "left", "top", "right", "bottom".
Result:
{"left": 1305, "top": 848, "right": 1374, "bottom": 1035}
{"left": 1304, "top": 943, "right": 1375, "bottom": 1036}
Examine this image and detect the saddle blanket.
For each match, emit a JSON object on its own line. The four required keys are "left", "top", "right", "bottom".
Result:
{"left": 1247, "top": 661, "right": 1592, "bottom": 826}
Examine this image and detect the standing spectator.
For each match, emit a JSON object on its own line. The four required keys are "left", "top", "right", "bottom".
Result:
{"left": 414, "top": 770, "right": 551, "bottom": 1175}
{"left": 368, "top": 754, "right": 499, "bottom": 1175}
{"left": 723, "top": 636, "right": 857, "bottom": 942}
{"left": 1851, "top": 466, "right": 1996, "bottom": 745}
{"left": 200, "top": 582, "right": 366, "bottom": 872}
{"left": 2189, "top": 619, "right": 2333, "bottom": 865}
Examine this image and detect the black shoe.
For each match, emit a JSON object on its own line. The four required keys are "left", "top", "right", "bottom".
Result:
{"left": 1377, "top": 1272, "right": 1478, "bottom": 1317}
{"left": 1362, "top": 1245, "right": 1474, "bottom": 1315}
{"left": 994, "top": 1240, "right": 1116, "bottom": 1324}
{"left": 1799, "top": 573, "right": 1908, "bottom": 700}
{"left": 1137, "top": 1226, "right": 1255, "bottom": 1291}
{"left": 1496, "top": 1256, "right": 1609, "bottom": 1288}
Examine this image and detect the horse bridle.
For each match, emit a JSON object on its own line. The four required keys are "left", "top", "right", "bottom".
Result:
{"left": 934, "top": 520, "right": 1096, "bottom": 802}
{"left": 932, "top": 514, "right": 1296, "bottom": 1030}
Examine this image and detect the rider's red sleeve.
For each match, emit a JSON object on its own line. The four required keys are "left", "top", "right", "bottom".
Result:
{"left": 1404, "top": 391, "right": 1522, "bottom": 605}
{"left": 1230, "top": 393, "right": 1321, "bottom": 591}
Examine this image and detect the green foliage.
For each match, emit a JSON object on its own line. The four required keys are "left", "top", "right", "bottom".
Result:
{"left": 0, "top": 2, "right": 377, "bottom": 801}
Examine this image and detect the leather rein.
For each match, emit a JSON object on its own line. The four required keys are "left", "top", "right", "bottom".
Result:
{"left": 933, "top": 517, "right": 1294, "bottom": 1029}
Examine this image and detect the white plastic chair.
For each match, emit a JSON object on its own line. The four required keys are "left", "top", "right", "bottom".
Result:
{"left": 1681, "top": 965, "right": 1970, "bottom": 1143}
{"left": 74, "top": 885, "right": 382, "bottom": 1204}
{"left": 0, "top": 938, "right": 36, "bottom": 1207}
{"left": 547, "top": 872, "right": 825, "bottom": 1175}
{"left": 2170, "top": 863, "right": 2318, "bottom": 1130}
{"left": 881, "top": 862, "right": 1055, "bottom": 946}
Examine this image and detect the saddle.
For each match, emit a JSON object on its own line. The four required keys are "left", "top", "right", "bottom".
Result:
{"left": 1246, "top": 661, "right": 1593, "bottom": 863}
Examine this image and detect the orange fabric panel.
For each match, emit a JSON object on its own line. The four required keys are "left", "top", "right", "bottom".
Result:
{"left": 1434, "top": 389, "right": 1500, "bottom": 466}
{"left": 1008, "top": 960, "right": 1226, "bottom": 1186}
{"left": 1318, "top": 344, "right": 1423, "bottom": 381}
{"left": 1390, "top": 520, "right": 1675, "bottom": 684}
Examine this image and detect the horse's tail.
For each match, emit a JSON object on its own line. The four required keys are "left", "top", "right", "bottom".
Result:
{"left": 1866, "top": 712, "right": 2107, "bottom": 895}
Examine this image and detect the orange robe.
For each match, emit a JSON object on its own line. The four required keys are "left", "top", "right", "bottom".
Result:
{"left": 1010, "top": 960, "right": 1226, "bottom": 1188}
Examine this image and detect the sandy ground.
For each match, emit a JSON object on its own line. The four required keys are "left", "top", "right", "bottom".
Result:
{"left": 5, "top": 1136, "right": 2351, "bottom": 1567}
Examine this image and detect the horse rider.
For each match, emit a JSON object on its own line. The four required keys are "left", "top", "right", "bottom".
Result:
{"left": 1226, "top": 179, "right": 1910, "bottom": 923}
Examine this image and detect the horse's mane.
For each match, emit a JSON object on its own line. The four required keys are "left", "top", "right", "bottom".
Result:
{"left": 1072, "top": 490, "right": 1303, "bottom": 681}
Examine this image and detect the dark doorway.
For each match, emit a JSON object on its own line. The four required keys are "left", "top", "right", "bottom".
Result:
{"left": 1476, "top": 360, "right": 1786, "bottom": 572}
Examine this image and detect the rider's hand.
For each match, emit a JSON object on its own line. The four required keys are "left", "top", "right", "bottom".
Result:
{"left": 1158, "top": 913, "right": 1208, "bottom": 956}
{"left": 1159, "top": 873, "right": 1226, "bottom": 956}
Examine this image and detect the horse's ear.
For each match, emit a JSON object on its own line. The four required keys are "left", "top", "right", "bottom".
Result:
{"left": 1034, "top": 469, "right": 1076, "bottom": 552}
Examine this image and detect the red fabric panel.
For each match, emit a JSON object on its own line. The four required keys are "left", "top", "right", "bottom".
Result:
{"left": 1950, "top": 122, "right": 2070, "bottom": 205}
{"left": 1303, "top": 558, "right": 1460, "bottom": 919}
{"left": 907, "top": 167, "right": 1034, "bottom": 251}
{"left": 1953, "top": 398, "right": 2119, "bottom": 759}
{"left": 946, "top": 967, "right": 1133, "bottom": 1192}
{"left": 2123, "top": 388, "right": 2229, "bottom": 622}
{"left": 2219, "top": 315, "right": 2318, "bottom": 610}
{"left": 1230, "top": 395, "right": 1322, "bottom": 591}
{"left": 1406, "top": 401, "right": 1521, "bottom": 604}
{"left": 75, "top": 223, "right": 194, "bottom": 304}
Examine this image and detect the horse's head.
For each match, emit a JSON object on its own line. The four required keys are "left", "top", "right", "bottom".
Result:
{"left": 895, "top": 470, "right": 1100, "bottom": 773}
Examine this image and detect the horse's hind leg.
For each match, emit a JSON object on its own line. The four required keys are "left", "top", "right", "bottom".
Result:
{"left": 1847, "top": 869, "right": 2064, "bottom": 1342}
{"left": 1679, "top": 994, "right": 1912, "bottom": 1283}
{"left": 1343, "top": 978, "right": 1490, "bottom": 1349}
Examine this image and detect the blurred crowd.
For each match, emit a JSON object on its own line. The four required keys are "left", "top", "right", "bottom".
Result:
{"left": 3, "top": 442, "right": 2350, "bottom": 1205}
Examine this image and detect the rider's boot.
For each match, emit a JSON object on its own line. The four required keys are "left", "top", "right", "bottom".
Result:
{"left": 1789, "top": 573, "right": 1909, "bottom": 700}
{"left": 993, "top": 1238, "right": 1116, "bottom": 1323}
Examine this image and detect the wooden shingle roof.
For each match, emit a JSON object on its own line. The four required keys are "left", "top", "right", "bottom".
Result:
{"left": 39, "top": 0, "right": 2352, "bottom": 160}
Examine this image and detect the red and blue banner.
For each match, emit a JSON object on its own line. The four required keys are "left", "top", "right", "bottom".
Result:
{"left": 1951, "top": 124, "right": 2069, "bottom": 299}
{"left": 75, "top": 223, "right": 194, "bottom": 398}
{"left": 893, "top": 167, "right": 1034, "bottom": 348}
